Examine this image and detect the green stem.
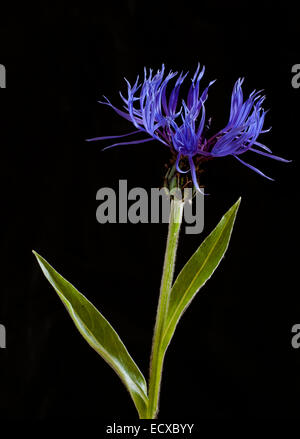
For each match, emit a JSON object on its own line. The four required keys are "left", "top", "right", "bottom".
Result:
{"left": 146, "top": 197, "right": 184, "bottom": 419}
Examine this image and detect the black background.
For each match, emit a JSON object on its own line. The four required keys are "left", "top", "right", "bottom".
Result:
{"left": 0, "top": 0, "right": 299, "bottom": 422}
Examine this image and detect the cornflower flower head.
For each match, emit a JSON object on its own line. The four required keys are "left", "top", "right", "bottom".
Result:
{"left": 87, "top": 64, "right": 289, "bottom": 191}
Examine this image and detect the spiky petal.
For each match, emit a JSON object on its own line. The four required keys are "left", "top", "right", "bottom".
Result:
{"left": 87, "top": 65, "right": 289, "bottom": 189}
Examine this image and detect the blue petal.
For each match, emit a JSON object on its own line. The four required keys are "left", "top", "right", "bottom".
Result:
{"left": 102, "top": 137, "right": 155, "bottom": 151}
{"left": 175, "top": 153, "right": 190, "bottom": 174}
{"left": 86, "top": 130, "right": 141, "bottom": 142}
{"left": 188, "top": 156, "right": 205, "bottom": 193}
{"left": 249, "top": 148, "right": 291, "bottom": 162}
{"left": 234, "top": 154, "right": 274, "bottom": 180}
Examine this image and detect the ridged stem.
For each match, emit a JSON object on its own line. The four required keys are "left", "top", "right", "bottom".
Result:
{"left": 146, "top": 197, "right": 184, "bottom": 419}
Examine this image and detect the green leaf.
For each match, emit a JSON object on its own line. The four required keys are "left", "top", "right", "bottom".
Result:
{"left": 33, "top": 251, "right": 148, "bottom": 418}
{"left": 161, "top": 197, "right": 241, "bottom": 353}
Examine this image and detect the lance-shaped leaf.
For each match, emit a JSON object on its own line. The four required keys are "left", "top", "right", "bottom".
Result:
{"left": 161, "top": 197, "right": 241, "bottom": 353}
{"left": 33, "top": 251, "right": 148, "bottom": 418}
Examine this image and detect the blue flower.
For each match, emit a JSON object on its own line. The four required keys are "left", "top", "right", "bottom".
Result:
{"left": 87, "top": 64, "right": 289, "bottom": 190}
